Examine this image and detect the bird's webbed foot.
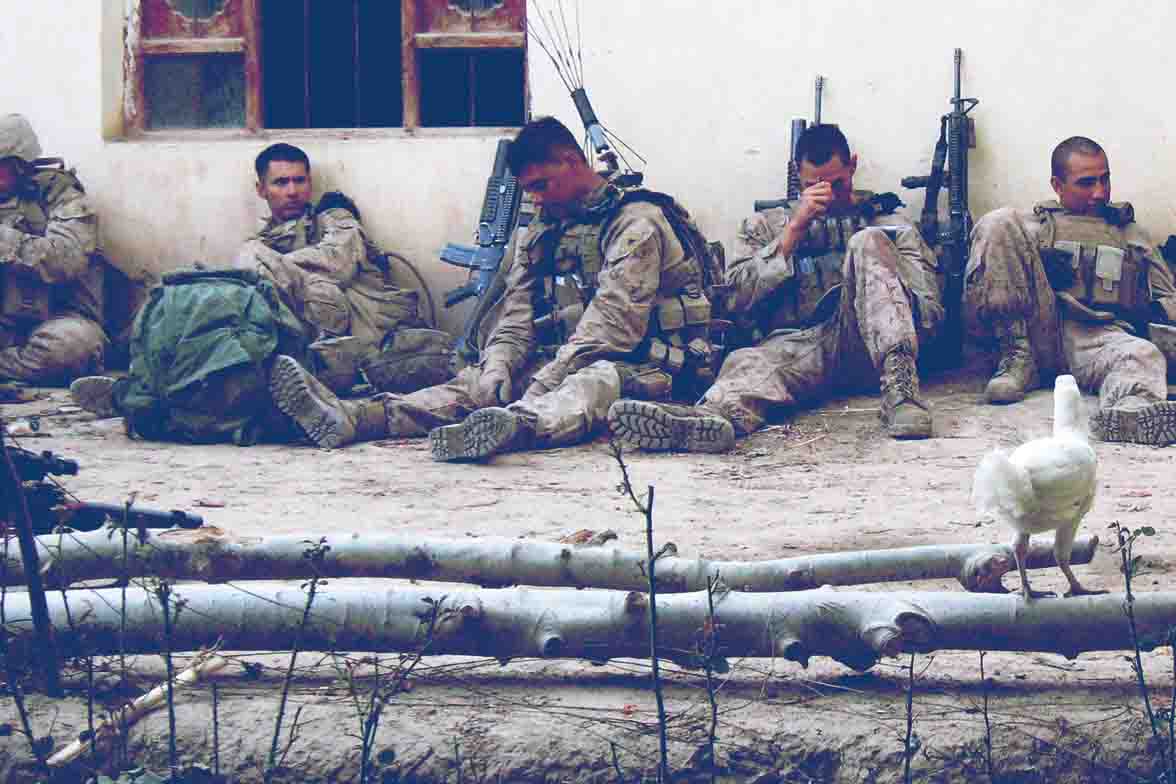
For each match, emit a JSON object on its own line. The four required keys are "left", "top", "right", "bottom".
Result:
{"left": 1064, "top": 585, "right": 1109, "bottom": 598}
{"left": 1021, "top": 587, "right": 1057, "bottom": 601}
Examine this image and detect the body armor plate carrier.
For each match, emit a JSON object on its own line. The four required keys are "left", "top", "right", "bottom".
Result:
{"left": 531, "top": 185, "right": 727, "bottom": 383}
{"left": 1036, "top": 200, "right": 1147, "bottom": 323}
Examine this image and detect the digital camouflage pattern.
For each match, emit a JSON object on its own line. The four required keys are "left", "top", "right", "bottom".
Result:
{"left": 234, "top": 197, "right": 421, "bottom": 345}
{"left": 964, "top": 205, "right": 1176, "bottom": 410}
{"left": 323, "top": 183, "right": 699, "bottom": 449}
{"left": 0, "top": 115, "right": 106, "bottom": 384}
{"left": 697, "top": 197, "right": 942, "bottom": 436}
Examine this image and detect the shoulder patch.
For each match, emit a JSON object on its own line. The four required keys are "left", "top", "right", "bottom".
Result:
{"left": 316, "top": 191, "right": 361, "bottom": 219}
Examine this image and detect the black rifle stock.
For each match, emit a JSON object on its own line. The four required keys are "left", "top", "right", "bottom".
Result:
{"left": 903, "top": 48, "right": 978, "bottom": 367}
{"left": 440, "top": 138, "right": 523, "bottom": 362}
{"left": 2, "top": 446, "right": 204, "bottom": 535}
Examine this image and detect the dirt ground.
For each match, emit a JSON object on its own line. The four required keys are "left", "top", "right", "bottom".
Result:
{"left": 3, "top": 364, "right": 1176, "bottom": 783}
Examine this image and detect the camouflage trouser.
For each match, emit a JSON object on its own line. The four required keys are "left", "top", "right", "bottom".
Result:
{"left": 700, "top": 227, "right": 937, "bottom": 436}
{"left": 378, "top": 358, "right": 654, "bottom": 447}
{"left": 964, "top": 207, "right": 1165, "bottom": 408}
{"left": 0, "top": 314, "right": 107, "bottom": 385}
{"left": 251, "top": 257, "right": 350, "bottom": 339}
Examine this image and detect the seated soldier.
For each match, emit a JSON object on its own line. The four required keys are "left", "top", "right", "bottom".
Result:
{"left": 0, "top": 114, "right": 106, "bottom": 385}
{"left": 267, "top": 116, "right": 726, "bottom": 460}
{"left": 966, "top": 135, "right": 1176, "bottom": 444}
{"left": 72, "top": 142, "right": 439, "bottom": 419}
{"left": 609, "top": 124, "right": 943, "bottom": 452}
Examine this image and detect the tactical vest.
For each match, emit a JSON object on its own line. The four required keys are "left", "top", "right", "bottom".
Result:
{"left": 754, "top": 193, "right": 899, "bottom": 332}
{"left": 528, "top": 185, "right": 723, "bottom": 379}
{"left": 1035, "top": 200, "right": 1147, "bottom": 321}
{"left": 0, "top": 160, "right": 97, "bottom": 325}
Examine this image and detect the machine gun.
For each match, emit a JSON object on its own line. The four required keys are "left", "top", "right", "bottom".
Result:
{"left": 902, "top": 48, "right": 978, "bottom": 367}
{"left": 755, "top": 75, "right": 830, "bottom": 213}
{"left": 2, "top": 445, "right": 205, "bottom": 535}
{"left": 439, "top": 139, "right": 524, "bottom": 363}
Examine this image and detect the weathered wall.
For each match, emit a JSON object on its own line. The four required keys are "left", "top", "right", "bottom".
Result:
{"left": 2, "top": 1, "right": 1174, "bottom": 333}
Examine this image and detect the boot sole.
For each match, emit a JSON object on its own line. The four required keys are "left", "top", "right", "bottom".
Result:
{"left": 69, "top": 376, "right": 118, "bottom": 419}
{"left": 1091, "top": 401, "right": 1176, "bottom": 446}
{"left": 270, "top": 355, "right": 351, "bottom": 449}
{"left": 430, "top": 408, "right": 519, "bottom": 462}
{"left": 607, "top": 400, "right": 735, "bottom": 453}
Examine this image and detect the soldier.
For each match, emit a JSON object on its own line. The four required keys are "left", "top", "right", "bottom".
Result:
{"left": 72, "top": 142, "right": 434, "bottom": 419}
{"left": 966, "top": 136, "right": 1176, "bottom": 444}
{"left": 268, "top": 116, "right": 724, "bottom": 460}
{"left": 609, "top": 124, "right": 943, "bottom": 452}
{"left": 0, "top": 114, "right": 106, "bottom": 385}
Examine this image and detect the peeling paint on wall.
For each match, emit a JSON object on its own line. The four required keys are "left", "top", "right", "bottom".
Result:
{"left": 122, "top": 0, "right": 140, "bottom": 123}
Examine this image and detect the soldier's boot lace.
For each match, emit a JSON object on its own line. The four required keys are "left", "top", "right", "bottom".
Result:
{"left": 607, "top": 399, "right": 736, "bottom": 453}
{"left": 985, "top": 319, "right": 1038, "bottom": 404}
{"left": 1090, "top": 393, "right": 1176, "bottom": 446}
{"left": 270, "top": 354, "right": 388, "bottom": 449}
{"left": 880, "top": 345, "right": 933, "bottom": 439}
{"left": 429, "top": 407, "right": 535, "bottom": 462}
{"left": 308, "top": 335, "right": 372, "bottom": 394}
{"left": 70, "top": 376, "right": 119, "bottom": 419}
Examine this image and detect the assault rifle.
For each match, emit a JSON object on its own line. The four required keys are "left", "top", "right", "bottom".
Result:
{"left": 2, "top": 445, "right": 205, "bottom": 535}
{"left": 440, "top": 139, "right": 524, "bottom": 362}
{"left": 755, "top": 75, "right": 831, "bottom": 213}
{"left": 902, "top": 48, "right": 978, "bottom": 367}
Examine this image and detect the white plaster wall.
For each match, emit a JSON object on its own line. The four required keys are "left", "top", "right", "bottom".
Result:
{"left": 3, "top": 0, "right": 1175, "bottom": 333}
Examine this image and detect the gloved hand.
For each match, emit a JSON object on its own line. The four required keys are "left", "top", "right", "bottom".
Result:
{"left": 0, "top": 225, "right": 24, "bottom": 262}
{"left": 474, "top": 363, "right": 512, "bottom": 407}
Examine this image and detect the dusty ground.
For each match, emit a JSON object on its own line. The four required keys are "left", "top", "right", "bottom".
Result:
{"left": 3, "top": 365, "right": 1176, "bottom": 783}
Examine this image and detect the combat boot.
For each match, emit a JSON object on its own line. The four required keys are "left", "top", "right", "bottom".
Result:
{"left": 429, "top": 407, "right": 535, "bottom": 462}
{"left": 70, "top": 375, "right": 118, "bottom": 418}
{"left": 879, "top": 345, "right": 933, "bottom": 439}
{"left": 985, "top": 319, "right": 1038, "bottom": 404}
{"left": 308, "top": 335, "right": 370, "bottom": 394}
{"left": 1090, "top": 394, "right": 1176, "bottom": 446}
{"left": 607, "top": 399, "right": 736, "bottom": 453}
{"left": 269, "top": 355, "right": 389, "bottom": 449}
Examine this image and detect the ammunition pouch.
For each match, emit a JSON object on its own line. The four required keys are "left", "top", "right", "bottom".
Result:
{"left": 643, "top": 289, "right": 721, "bottom": 389}
{"left": 1, "top": 268, "right": 51, "bottom": 324}
{"left": 1035, "top": 201, "right": 1146, "bottom": 323}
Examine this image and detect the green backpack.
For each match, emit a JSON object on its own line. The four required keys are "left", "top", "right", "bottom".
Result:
{"left": 115, "top": 269, "right": 311, "bottom": 445}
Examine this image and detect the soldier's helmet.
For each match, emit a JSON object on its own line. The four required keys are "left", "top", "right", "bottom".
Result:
{"left": 0, "top": 114, "right": 42, "bottom": 164}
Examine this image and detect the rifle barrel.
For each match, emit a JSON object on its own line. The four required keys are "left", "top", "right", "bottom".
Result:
{"left": 814, "top": 75, "right": 824, "bottom": 125}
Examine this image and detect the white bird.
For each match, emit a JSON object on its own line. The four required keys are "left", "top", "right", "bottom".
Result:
{"left": 972, "top": 374, "right": 1105, "bottom": 600}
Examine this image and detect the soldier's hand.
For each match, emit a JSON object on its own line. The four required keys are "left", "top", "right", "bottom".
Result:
{"left": 474, "top": 363, "right": 512, "bottom": 406}
{"left": 791, "top": 182, "right": 834, "bottom": 229}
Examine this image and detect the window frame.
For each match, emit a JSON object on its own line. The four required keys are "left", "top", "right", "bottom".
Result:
{"left": 123, "top": 0, "right": 527, "bottom": 138}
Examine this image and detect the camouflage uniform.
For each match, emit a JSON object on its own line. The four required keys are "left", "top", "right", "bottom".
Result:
{"left": 270, "top": 183, "right": 715, "bottom": 455}
{"left": 610, "top": 192, "right": 942, "bottom": 450}
{"left": 965, "top": 204, "right": 1176, "bottom": 443}
{"left": 0, "top": 115, "right": 106, "bottom": 385}
{"left": 235, "top": 196, "right": 417, "bottom": 345}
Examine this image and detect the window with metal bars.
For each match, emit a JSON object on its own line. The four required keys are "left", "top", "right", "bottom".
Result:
{"left": 125, "top": 0, "right": 526, "bottom": 133}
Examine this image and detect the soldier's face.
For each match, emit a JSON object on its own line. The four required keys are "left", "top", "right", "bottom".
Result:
{"left": 257, "top": 160, "right": 312, "bottom": 222}
{"left": 798, "top": 153, "right": 857, "bottom": 210}
{"left": 0, "top": 159, "right": 21, "bottom": 201}
{"left": 518, "top": 151, "right": 583, "bottom": 218}
{"left": 1051, "top": 152, "right": 1111, "bottom": 216}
